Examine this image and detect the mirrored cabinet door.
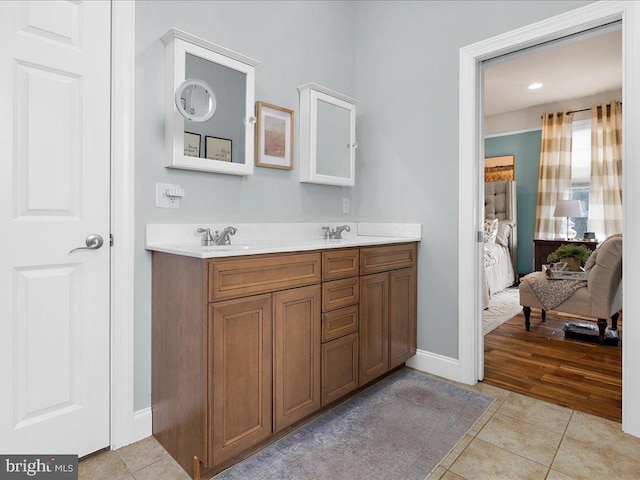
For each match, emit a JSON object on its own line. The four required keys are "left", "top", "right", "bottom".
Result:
{"left": 162, "top": 28, "right": 260, "bottom": 176}
{"left": 299, "top": 83, "right": 357, "bottom": 186}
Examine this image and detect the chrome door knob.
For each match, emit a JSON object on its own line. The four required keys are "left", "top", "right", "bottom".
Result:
{"left": 69, "top": 234, "right": 104, "bottom": 254}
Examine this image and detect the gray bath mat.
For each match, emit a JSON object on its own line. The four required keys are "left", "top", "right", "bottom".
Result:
{"left": 213, "top": 368, "right": 494, "bottom": 480}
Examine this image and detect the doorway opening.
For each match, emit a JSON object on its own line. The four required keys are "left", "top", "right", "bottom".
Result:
{"left": 480, "top": 25, "right": 623, "bottom": 421}
{"left": 458, "top": 2, "right": 640, "bottom": 437}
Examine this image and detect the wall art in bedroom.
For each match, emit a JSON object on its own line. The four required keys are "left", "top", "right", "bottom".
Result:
{"left": 485, "top": 154, "right": 515, "bottom": 182}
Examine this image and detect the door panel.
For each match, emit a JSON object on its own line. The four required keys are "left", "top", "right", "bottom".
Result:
{"left": 359, "top": 273, "right": 389, "bottom": 385}
{"left": 0, "top": 0, "right": 111, "bottom": 456}
{"left": 322, "top": 333, "right": 358, "bottom": 406}
{"left": 210, "top": 295, "right": 273, "bottom": 464}
{"left": 273, "top": 285, "right": 321, "bottom": 432}
{"left": 389, "top": 268, "right": 417, "bottom": 369}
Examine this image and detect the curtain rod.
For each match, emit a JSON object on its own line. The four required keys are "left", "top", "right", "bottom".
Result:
{"left": 540, "top": 102, "right": 621, "bottom": 118}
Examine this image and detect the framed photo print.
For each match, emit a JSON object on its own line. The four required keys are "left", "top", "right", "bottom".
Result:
{"left": 184, "top": 132, "right": 201, "bottom": 158}
{"left": 255, "top": 101, "right": 294, "bottom": 170}
{"left": 484, "top": 154, "right": 515, "bottom": 182}
{"left": 205, "top": 136, "right": 232, "bottom": 162}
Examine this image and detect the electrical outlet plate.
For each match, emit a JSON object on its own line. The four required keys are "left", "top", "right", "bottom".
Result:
{"left": 156, "top": 183, "right": 181, "bottom": 208}
{"left": 343, "top": 197, "right": 350, "bottom": 214}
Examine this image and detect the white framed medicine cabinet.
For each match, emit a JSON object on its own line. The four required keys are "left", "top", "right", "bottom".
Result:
{"left": 162, "top": 28, "right": 260, "bottom": 176}
{"left": 298, "top": 83, "right": 357, "bottom": 186}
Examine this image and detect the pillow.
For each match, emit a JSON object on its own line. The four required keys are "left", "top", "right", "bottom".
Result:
{"left": 483, "top": 218, "right": 498, "bottom": 243}
{"left": 495, "top": 222, "right": 512, "bottom": 247}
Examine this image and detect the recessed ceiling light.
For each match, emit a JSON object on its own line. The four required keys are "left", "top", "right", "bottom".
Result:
{"left": 528, "top": 83, "right": 543, "bottom": 90}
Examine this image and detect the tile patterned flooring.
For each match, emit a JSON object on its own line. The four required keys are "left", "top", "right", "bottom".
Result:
{"left": 80, "top": 378, "right": 640, "bottom": 480}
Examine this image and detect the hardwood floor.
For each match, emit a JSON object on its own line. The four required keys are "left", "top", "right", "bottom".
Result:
{"left": 483, "top": 308, "right": 622, "bottom": 422}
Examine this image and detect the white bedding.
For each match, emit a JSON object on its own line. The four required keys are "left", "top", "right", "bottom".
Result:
{"left": 483, "top": 242, "right": 515, "bottom": 309}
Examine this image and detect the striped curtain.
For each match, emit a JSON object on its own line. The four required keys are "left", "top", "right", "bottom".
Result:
{"left": 535, "top": 112, "right": 574, "bottom": 238}
{"left": 588, "top": 101, "right": 623, "bottom": 238}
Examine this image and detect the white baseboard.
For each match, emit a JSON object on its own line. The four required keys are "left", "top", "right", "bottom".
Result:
{"left": 133, "top": 407, "right": 152, "bottom": 443}
{"left": 405, "top": 349, "right": 461, "bottom": 382}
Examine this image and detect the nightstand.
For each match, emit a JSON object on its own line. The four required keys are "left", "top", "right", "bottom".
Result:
{"left": 533, "top": 239, "right": 599, "bottom": 271}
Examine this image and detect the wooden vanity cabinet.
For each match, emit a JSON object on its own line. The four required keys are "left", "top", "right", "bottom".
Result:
{"left": 152, "top": 242, "right": 417, "bottom": 478}
{"left": 359, "top": 244, "right": 417, "bottom": 386}
{"left": 152, "top": 251, "right": 321, "bottom": 477}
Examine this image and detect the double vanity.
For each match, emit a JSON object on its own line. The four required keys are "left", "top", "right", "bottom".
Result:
{"left": 147, "top": 223, "right": 420, "bottom": 479}
{"left": 152, "top": 19, "right": 419, "bottom": 480}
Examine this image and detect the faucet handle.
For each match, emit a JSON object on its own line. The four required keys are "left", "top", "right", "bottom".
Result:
{"left": 197, "top": 228, "right": 215, "bottom": 246}
{"left": 322, "top": 226, "right": 331, "bottom": 239}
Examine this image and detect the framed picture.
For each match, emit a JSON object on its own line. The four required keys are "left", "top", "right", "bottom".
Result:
{"left": 184, "top": 132, "right": 201, "bottom": 158}
{"left": 485, "top": 154, "right": 515, "bottom": 182}
{"left": 255, "top": 101, "right": 294, "bottom": 170}
{"left": 205, "top": 136, "right": 232, "bottom": 162}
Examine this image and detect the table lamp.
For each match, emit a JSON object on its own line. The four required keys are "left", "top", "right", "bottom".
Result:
{"left": 554, "top": 199, "right": 583, "bottom": 240}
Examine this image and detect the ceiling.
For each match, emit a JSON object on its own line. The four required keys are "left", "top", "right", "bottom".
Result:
{"left": 484, "top": 28, "right": 622, "bottom": 116}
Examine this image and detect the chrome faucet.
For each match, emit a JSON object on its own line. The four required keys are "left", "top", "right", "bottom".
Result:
{"left": 322, "top": 225, "right": 351, "bottom": 240}
{"left": 213, "top": 226, "right": 237, "bottom": 245}
{"left": 197, "top": 228, "right": 215, "bottom": 246}
{"left": 331, "top": 225, "right": 351, "bottom": 239}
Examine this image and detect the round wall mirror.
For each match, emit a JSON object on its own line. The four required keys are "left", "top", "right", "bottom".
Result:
{"left": 175, "top": 78, "right": 217, "bottom": 122}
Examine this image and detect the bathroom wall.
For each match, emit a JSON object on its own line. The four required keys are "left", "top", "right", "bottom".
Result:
{"left": 135, "top": 1, "right": 357, "bottom": 410}
{"left": 353, "top": 0, "right": 593, "bottom": 359}
{"left": 135, "top": 0, "right": 595, "bottom": 411}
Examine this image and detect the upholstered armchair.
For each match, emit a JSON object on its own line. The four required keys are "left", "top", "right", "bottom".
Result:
{"left": 519, "top": 235, "right": 622, "bottom": 344}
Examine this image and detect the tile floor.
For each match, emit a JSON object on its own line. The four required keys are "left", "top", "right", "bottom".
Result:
{"left": 79, "top": 378, "right": 640, "bottom": 480}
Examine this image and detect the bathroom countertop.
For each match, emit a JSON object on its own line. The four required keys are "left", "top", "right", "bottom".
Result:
{"left": 145, "top": 223, "right": 421, "bottom": 259}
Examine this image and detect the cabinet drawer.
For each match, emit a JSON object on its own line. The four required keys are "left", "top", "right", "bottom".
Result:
{"left": 322, "top": 305, "right": 358, "bottom": 343}
{"left": 322, "top": 249, "right": 359, "bottom": 281}
{"left": 208, "top": 252, "right": 321, "bottom": 301}
{"left": 360, "top": 243, "right": 416, "bottom": 275}
{"left": 322, "top": 333, "right": 359, "bottom": 406}
{"left": 322, "top": 277, "right": 359, "bottom": 312}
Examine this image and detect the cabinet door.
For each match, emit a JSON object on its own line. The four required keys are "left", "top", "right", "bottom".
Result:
{"left": 209, "top": 294, "right": 273, "bottom": 464}
{"left": 359, "top": 272, "right": 389, "bottom": 385}
{"left": 389, "top": 268, "right": 417, "bottom": 369}
{"left": 322, "top": 333, "right": 358, "bottom": 406}
{"left": 273, "top": 285, "right": 322, "bottom": 432}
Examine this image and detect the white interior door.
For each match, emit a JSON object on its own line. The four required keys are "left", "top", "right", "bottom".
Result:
{"left": 0, "top": 0, "right": 111, "bottom": 456}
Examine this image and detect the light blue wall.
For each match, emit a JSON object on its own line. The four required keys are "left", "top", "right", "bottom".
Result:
{"left": 486, "top": 131, "right": 542, "bottom": 275}
{"left": 354, "top": 0, "right": 592, "bottom": 359}
{"left": 134, "top": 1, "right": 357, "bottom": 411}
{"left": 134, "top": 0, "right": 593, "bottom": 410}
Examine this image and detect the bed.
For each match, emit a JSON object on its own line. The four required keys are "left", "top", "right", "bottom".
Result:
{"left": 483, "top": 181, "right": 517, "bottom": 308}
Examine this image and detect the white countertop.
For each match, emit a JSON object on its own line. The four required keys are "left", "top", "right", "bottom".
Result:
{"left": 145, "top": 223, "right": 421, "bottom": 259}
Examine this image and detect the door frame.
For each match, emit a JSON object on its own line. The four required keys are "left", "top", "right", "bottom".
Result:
{"left": 110, "top": 0, "right": 137, "bottom": 450}
{"left": 458, "top": 0, "right": 640, "bottom": 437}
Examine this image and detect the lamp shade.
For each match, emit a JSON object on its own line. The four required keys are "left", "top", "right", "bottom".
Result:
{"left": 554, "top": 199, "right": 583, "bottom": 218}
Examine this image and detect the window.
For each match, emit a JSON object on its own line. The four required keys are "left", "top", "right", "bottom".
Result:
{"left": 570, "top": 119, "right": 591, "bottom": 239}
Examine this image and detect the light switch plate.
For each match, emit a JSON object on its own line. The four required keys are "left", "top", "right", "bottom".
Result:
{"left": 343, "top": 197, "right": 350, "bottom": 214}
{"left": 156, "top": 183, "right": 181, "bottom": 208}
